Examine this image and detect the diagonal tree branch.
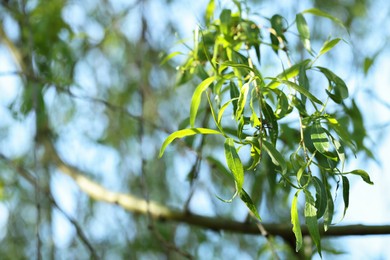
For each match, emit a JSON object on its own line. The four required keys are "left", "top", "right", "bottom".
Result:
{"left": 42, "top": 140, "right": 390, "bottom": 242}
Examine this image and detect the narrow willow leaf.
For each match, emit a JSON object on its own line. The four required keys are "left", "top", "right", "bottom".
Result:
{"left": 160, "top": 51, "right": 183, "bottom": 65}
{"left": 205, "top": 0, "right": 215, "bottom": 25}
{"left": 239, "top": 189, "right": 261, "bottom": 221}
{"left": 312, "top": 177, "right": 327, "bottom": 219}
{"left": 296, "top": 13, "right": 312, "bottom": 54}
{"left": 326, "top": 117, "right": 356, "bottom": 152}
{"left": 218, "top": 98, "right": 237, "bottom": 124}
{"left": 224, "top": 138, "right": 244, "bottom": 191}
{"left": 302, "top": 8, "right": 346, "bottom": 30}
{"left": 261, "top": 100, "right": 278, "bottom": 145}
{"left": 220, "top": 9, "right": 232, "bottom": 35}
{"left": 332, "top": 137, "right": 345, "bottom": 170}
{"left": 291, "top": 191, "right": 302, "bottom": 252}
{"left": 262, "top": 140, "right": 287, "bottom": 175}
{"left": 304, "top": 191, "right": 322, "bottom": 256}
{"left": 190, "top": 76, "right": 216, "bottom": 127}
{"left": 235, "top": 82, "right": 250, "bottom": 120}
{"left": 245, "top": 136, "right": 261, "bottom": 170}
{"left": 274, "top": 89, "right": 291, "bottom": 119}
{"left": 345, "top": 169, "right": 373, "bottom": 184}
{"left": 323, "top": 187, "right": 334, "bottom": 231}
{"left": 279, "top": 80, "right": 323, "bottom": 105}
{"left": 318, "top": 38, "right": 341, "bottom": 57}
{"left": 249, "top": 88, "right": 261, "bottom": 128}
{"left": 159, "top": 128, "right": 221, "bottom": 157}
{"left": 298, "top": 62, "right": 310, "bottom": 104}
{"left": 311, "top": 122, "right": 330, "bottom": 154}
{"left": 230, "top": 81, "right": 240, "bottom": 112}
{"left": 317, "top": 67, "right": 349, "bottom": 101}
{"left": 341, "top": 176, "right": 350, "bottom": 220}
{"left": 267, "top": 59, "right": 311, "bottom": 89}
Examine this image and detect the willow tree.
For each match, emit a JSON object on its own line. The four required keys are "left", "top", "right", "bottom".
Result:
{"left": 0, "top": 0, "right": 386, "bottom": 259}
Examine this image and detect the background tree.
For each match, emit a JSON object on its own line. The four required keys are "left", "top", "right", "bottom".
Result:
{"left": 0, "top": 0, "right": 389, "bottom": 259}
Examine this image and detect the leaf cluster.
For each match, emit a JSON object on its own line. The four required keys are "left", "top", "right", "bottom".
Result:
{"left": 160, "top": 0, "right": 373, "bottom": 256}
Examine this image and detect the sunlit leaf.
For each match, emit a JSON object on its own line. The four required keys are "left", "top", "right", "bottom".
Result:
{"left": 159, "top": 128, "right": 221, "bottom": 157}
{"left": 304, "top": 190, "right": 322, "bottom": 256}
{"left": 291, "top": 191, "right": 302, "bottom": 252}
{"left": 190, "top": 76, "right": 216, "bottom": 127}
{"left": 239, "top": 189, "right": 261, "bottom": 221}
{"left": 267, "top": 59, "right": 311, "bottom": 89}
{"left": 218, "top": 98, "right": 237, "bottom": 124}
{"left": 311, "top": 122, "right": 330, "bottom": 154}
{"left": 344, "top": 169, "right": 373, "bottom": 185}
{"left": 318, "top": 38, "right": 341, "bottom": 57}
{"left": 235, "top": 82, "right": 250, "bottom": 120}
{"left": 224, "top": 138, "right": 244, "bottom": 191}
{"left": 296, "top": 13, "right": 312, "bottom": 54}
{"left": 205, "top": 0, "right": 215, "bottom": 25}
{"left": 279, "top": 80, "right": 323, "bottom": 105}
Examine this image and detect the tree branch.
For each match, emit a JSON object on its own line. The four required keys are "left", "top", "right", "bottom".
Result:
{"left": 48, "top": 146, "right": 390, "bottom": 241}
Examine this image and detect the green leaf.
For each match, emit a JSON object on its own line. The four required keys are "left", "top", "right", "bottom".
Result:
{"left": 220, "top": 9, "right": 232, "bottom": 35}
{"left": 218, "top": 98, "right": 237, "bottom": 125}
{"left": 326, "top": 116, "right": 356, "bottom": 152}
{"left": 304, "top": 190, "right": 322, "bottom": 256}
{"left": 317, "top": 67, "right": 349, "bottom": 102}
{"left": 291, "top": 191, "right": 302, "bottom": 252}
{"left": 239, "top": 189, "right": 261, "bottom": 221}
{"left": 323, "top": 187, "right": 334, "bottom": 231}
{"left": 279, "top": 80, "right": 323, "bottom": 105}
{"left": 302, "top": 8, "right": 346, "bottom": 30}
{"left": 190, "top": 76, "right": 216, "bottom": 127}
{"left": 235, "top": 82, "right": 250, "bottom": 120}
{"left": 296, "top": 13, "right": 312, "bottom": 54}
{"left": 245, "top": 136, "right": 261, "bottom": 170}
{"left": 267, "top": 59, "right": 311, "bottom": 89}
{"left": 160, "top": 51, "right": 183, "bottom": 65}
{"left": 341, "top": 176, "right": 350, "bottom": 220}
{"left": 311, "top": 122, "right": 330, "bottom": 154}
{"left": 224, "top": 138, "right": 244, "bottom": 191}
{"left": 262, "top": 140, "right": 287, "bottom": 175}
{"left": 318, "top": 38, "right": 341, "bottom": 57}
{"left": 345, "top": 169, "right": 373, "bottom": 185}
{"left": 205, "top": 0, "right": 215, "bottom": 25}
{"left": 312, "top": 177, "right": 327, "bottom": 219}
{"left": 159, "top": 128, "right": 221, "bottom": 157}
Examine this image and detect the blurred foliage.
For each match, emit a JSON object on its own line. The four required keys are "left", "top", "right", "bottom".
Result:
{"left": 0, "top": 0, "right": 386, "bottom": 259}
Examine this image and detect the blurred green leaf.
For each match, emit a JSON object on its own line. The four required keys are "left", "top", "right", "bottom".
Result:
{"left": 302, "top": 8, "right": 346, "bottom": 30}
{"left": 296, "top": 13, "right": 312, "bottom": 54}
